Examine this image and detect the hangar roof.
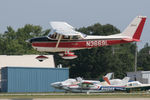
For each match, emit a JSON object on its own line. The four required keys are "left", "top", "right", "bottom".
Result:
{"left": 0, "top": 55, "right": 55, "bottom": 69}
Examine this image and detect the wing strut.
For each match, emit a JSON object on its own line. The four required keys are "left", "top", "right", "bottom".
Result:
{"left": 56, "top": 34, "right": 62, "bottom": 48}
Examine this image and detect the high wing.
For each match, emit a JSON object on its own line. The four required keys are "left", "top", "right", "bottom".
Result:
{"left": 50, "top": 21, "right": 83, "bottom": 37}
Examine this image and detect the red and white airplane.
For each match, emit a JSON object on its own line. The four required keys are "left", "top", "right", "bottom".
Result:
{"left": 28, "top": 16, "right": 146, "bottom": 59}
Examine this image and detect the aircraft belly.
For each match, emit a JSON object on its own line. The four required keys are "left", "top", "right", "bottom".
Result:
{"left": 32, "top": 46, "right": 84, "bottom": 52}
{"left": 69, "top": 88, "right": 114, "bottom": 93}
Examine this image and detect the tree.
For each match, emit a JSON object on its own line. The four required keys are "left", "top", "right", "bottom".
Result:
{"left": 0, "top": 24, "right": 50, "bottom": 55}
{"left": 138, "top": 43, "right": 150, "bottom": 70}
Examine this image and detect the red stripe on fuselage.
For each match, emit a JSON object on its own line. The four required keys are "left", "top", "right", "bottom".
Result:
{"left": 32, "top": 40, "right": 131, "bottom": 48}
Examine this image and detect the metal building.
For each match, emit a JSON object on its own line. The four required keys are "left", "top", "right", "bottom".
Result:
{"left": 1, "top": 67, "right": 69, "bottom": 92}
{"left": 127, "top": 71, "right": 150, "bottom": 84}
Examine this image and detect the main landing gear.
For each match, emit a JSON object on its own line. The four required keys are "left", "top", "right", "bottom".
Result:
{"left": 58, "top": 51, "right": 77, "bottom": 59}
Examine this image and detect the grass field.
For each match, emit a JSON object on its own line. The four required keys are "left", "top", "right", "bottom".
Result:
{"left": 0, "top": 93, "right": 150, "bottom": 99}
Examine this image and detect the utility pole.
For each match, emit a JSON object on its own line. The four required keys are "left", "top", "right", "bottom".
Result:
{"left": 134, "top": 42, "right": 137, "bottom": 72}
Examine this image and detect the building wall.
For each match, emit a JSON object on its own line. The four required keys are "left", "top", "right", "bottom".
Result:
{"left": 1, "top": 67, "right": 69, "bottom": 92}
{"left": 127, "top": 71, "right": 150, "bottom": 84}
{"left": 0, "top": 55, "right": 55, "bottom": 69}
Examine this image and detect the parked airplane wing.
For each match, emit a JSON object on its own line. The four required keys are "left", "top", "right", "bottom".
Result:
{"left": 126, "top": 85, "right": 150, "bottom": 93}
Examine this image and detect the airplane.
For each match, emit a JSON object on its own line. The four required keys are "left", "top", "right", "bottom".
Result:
{"left": 51, "top": 78, "right": 126, "bottom": 93}
{"left": 65, "top": 81, "right": 126, "bottom": 93}
{"left": 125, "top": 81, "right": 150, "bottom": 93}
{"left": 51, "top": 73, "right": 112, "bottom": 90}
{"left": 51, "top": 73, "right": 127, "bottom": 93}
{"left": 103, "top": 75, "right": 150, "bottom": 93}
{"left": 51, "top": 77, "right": 82, "bottom": 90}
{"left": 62, "top": 80, "right": 150, "bottom": 93}
{"left": 28, "top": 16, "right": 146, "bottom": 59}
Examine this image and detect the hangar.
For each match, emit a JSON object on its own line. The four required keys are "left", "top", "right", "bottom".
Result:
{"left": 127, "top": 71, "right": 150, "bottom": 84}
{"left": 0, "top": 55, "right": 55, "bottom": 68}
{"left": 0, "top": 55, "right": 69, "bottom": 92}
{"left": 1, "top": 67, "right": 68, "bottom": 92}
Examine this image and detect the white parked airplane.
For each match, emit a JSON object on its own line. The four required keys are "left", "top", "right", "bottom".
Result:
{"left": 51, "top": 73, "right": 113, "bottom": 90}
{"left": 51, "top": 73, "right": 127, "bottom": 93}
{"left": 125, "top": 81, "right": 150, "bottom": 92}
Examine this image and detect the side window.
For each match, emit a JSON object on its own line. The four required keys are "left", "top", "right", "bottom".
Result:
{"left": 72, "top": 36, "right": 79, "bottom": 39}
{"left": 72, "top": 36, "right": 83, "bottom": 40}
{"left": 63, "top": 35, "right": 70, "bottom": 39}
{"left": 49, "top": 32, "right": 57, "bottom": 39}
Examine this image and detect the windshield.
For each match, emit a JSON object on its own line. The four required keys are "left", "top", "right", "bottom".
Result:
{"left": 81, "top": 32, "right": 87, "bottom": 38}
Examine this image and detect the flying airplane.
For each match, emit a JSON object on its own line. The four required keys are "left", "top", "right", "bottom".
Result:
{"left": 28, "top": 16, "right": 146, "bottom": 59}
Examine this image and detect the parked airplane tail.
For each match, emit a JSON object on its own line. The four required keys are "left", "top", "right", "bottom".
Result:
{"left": 104, "top": 73, "right": 113, "bottom": 80}
{"left": 99, "top": 73, "right": 113, "bottom": 83}
{"left": 103, "top": 76, "right": 111, "bottom": 85}
{"left": 121, "top": 77, "right": 130, "bottom": 85}
{"left": 121, "top": 16, "right": 146, "bottom": 41}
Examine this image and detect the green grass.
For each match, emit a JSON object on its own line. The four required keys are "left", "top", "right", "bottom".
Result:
{"left": 0, "top": 93, "right": 150, "bottom": 99}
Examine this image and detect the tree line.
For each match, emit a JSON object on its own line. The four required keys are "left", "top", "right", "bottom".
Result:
{"left": 0, "top": 23, "right": 149, "bottom": 79}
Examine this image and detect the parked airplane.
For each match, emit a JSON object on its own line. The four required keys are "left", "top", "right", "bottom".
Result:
{"left": 51, "top": 73, "right": 112, "bottom": 90}
{"left": 65, "top": 81, "right": 126, "bottom": 93}
{"left": 101, "top": 76, "right": 150, "bottom": 93}
{"left": 125, "top": 81, "right": 150, "bottom": 93}
{"left": 51, "top": 73, "right": 127, "bottom": 93}
{"left": 28, "top": 16, "right": 146, "bottom": 59}
{"left": 51, "top": 77, "right": 82, "bottom": 90}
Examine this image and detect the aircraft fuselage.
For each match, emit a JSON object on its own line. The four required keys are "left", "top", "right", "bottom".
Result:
{"left": 29, "top": 36, "right": 131, "bottom": 52}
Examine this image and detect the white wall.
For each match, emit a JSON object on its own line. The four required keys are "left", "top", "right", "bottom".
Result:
{"left": 127, "top": 71, "right": 150, "bottom": 84}
{"left": 0, "top": 55, "right": 55, "bottom": 69}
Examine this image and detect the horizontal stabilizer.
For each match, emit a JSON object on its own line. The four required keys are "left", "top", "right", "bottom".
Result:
{"left": 122, "top": 38, "right": 140, "bottom": 42}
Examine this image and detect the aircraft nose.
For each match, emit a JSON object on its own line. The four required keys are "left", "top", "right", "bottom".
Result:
{"left": 26, "top": 38, "right": 35, "bottom": 43}
{"left": 26, "top": 39, "right": 32, "bottom": 43}
{"left": 51, "top": 82, "right": 61, "bottom": 88}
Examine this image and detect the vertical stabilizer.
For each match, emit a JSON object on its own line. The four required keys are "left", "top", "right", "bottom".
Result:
{"left": 122, "top": 77, "right": 130, "bottom": 85}
{"left": 121, "top": 16, "right": 146, "bottom": 41}
{"left": 103, "top": 76, "right": 111, "bottom": 85}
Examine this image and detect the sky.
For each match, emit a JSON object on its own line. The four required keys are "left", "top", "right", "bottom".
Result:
{"left": 0, "top": 0, "right": 150, "bottom": 50}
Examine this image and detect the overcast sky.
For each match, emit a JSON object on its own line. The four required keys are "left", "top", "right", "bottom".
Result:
{"left": 0, "top": 0, "right": 149, "bottom": 49}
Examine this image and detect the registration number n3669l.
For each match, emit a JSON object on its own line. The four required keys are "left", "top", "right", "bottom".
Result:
{"left": 86, "top": 40, "right": 108, "bottom": 47}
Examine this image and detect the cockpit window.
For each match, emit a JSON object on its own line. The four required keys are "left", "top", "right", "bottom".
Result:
{"left": 81, "top": 33, "right": 87, "bottom": 38}
{"left": 48, "top": 33, "right": 84, "bottom": 40}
